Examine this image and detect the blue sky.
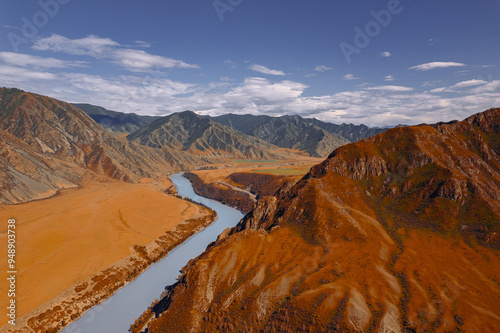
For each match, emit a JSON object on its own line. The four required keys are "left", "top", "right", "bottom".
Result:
{"left": 0, "top": 0, "right": 499, "bottom": 126}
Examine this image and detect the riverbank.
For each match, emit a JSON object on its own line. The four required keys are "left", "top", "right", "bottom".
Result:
{"left": 60, "top": 173, "right": 244, "bottom": 333}
{"left": 0, "top": 178, "right": 216, "bottom": 333}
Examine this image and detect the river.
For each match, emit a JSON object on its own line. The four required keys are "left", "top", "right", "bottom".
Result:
{"left": 62, "top": 173, "right": 244, "bottom": 333}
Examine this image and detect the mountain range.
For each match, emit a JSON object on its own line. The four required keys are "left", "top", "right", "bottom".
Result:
{"left": 126, "top": 111, "right": 301, "bottom": 160}
{"left": 145, "top": 108, "right": 500, "bottom": 332}
{"left": 73, "top": 103, "right": 160, "bottom": 133}
{"left": 211, "top": 114, "right": 384, "bottom": 156}
{"left": 1, "top": 87, "right": 499, "bottom": 332}
{"left": 79, "top": 103, "right": 386, "bottom": 157}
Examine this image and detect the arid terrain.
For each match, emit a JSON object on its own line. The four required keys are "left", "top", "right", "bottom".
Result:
{"left": 145, "top": 108, "right": 500, "bottom": 332}
{"left": 0, "top": 174, "right": 217, "bottom": 332}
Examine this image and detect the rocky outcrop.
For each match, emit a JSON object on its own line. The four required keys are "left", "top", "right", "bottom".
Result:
{"left": 184, "top": 172, "right": 256, "bottom": 213}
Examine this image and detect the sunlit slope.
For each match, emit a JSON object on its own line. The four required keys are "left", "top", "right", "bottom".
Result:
{"left": 147, "top": 108, "right": 500, "bottom": 332}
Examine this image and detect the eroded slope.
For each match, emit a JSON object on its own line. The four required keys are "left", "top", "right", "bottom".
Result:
{"left": 146, "top": 108, "right": 500, "bottom": 332}
{"left": 0, "top": 88, "right": 199, "bottom": 204}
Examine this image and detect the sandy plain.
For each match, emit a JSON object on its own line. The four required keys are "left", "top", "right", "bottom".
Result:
{"left": 0, "top": 177, "right": 202, "bottom": 327}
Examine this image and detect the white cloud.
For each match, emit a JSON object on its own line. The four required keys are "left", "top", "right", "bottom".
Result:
{"left": 223, "top": 77, "right": 306, "bottom": 108}
{"left": 249, "top": 64, "right": 286, "bottom": 76}
{"left": 314, "top": 65, "right": 333, "bottom": 72}
{"left": 134, "top": 41, "right": 152, "bottom": 48}
{"left": 0, "top": 52, "right": 86, "bottom": 68}
{"left": 384, "top": 75, "right": 395, "bottom": 82}
{"left": 453, "top": 79, "right": 488, "bottom": 89}
{"left": 32, "top": 34, "right": 199, "bottom": 72}
{"left": 343, "top": 74, "right": 360, "bottom": 80}
{"left": 33, "top": 34, "right": 119, "bottom": 57}
{"left": 423, "top": 80, "right": 441, "bottom": 87}
{"left": 113, "top": 49, "right": 199, "bottom": 71}
{"left": 409, "top": 62, "right": 466, "bottom": 71}
{"left": 365, "top": 85, "right": 413, "bottom": 92}
{"left": 4, "top": 66, "right": 499, "bottom": 128}
{"left": 430, "top": 79, "right": 488, "bottom": 93}
{"left": 0, "top": 65, "right": 56, "bottom": 84}
{"left": 379, "top": 52, "right": 392, "bottom": 58}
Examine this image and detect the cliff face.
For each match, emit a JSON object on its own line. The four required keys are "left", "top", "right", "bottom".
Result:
{"left": 0, "top": 88, "right": 198, "bottom": 204}
{"left": 146, "top": 108, "right": 500, "bottom": 332}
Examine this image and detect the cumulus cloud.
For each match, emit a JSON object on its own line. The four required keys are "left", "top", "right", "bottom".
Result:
{"left": 314, "top": 65, "right": 333, "bottom": 72}
{"left": 249, "top": 64, "right": 286, "bottom": 76}
{"left": 379, "top": 52, "right": 392, "bottom": 58}
{"left": 343, "top": 74, "right": 360, "bottom": 80}
{"left": 409, "top": 62, "right": 466, "bottom": 71}
{"left": 32, "top": 34, "right": 199, "bottom": 71}
{"left": 384, "top": 75, "right": 395, "bottom": 82}
{"left": 4, "top": 65, "right": 499, "bottom": 127}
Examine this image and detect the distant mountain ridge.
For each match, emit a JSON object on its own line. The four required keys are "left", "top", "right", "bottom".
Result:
{"left": 73, "top": 103, "right": 160, "bottom": 133}
{"left": 306, "top": 117, "right": 387, "bottom": 142}
{"left": 77, "top": 105, "right": 386, "bottom": 157}
{"left": 127, "top": 111, "right": 302, "bottom": 160}
{"left": 211, "top": 114, "right": 351, "bottom": 157}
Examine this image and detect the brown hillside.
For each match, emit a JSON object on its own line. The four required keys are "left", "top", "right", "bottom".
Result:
{"left": 0, "top": 88, "right": 199, "bottom": 204}
{"left": 146, "top": 108, "right": 500, "bottom": 332}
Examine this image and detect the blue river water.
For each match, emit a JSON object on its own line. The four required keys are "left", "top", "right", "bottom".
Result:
{"left": 62, "top": 173, "right": 244, "bottom": 333}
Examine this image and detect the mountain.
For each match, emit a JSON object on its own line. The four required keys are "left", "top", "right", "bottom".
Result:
{"left": 74, "top": 103, "right": 160, "bottom": 133}
{"left": 127, "top": 111, "right": 303, "bottom": 160}
{"left": 77, "top": 105, "right": 384, "bottom": 157}
{"left": 210, "top": 114, "right": 382, "bottom": 157}
{"left": 145, "top": 108, "right": 500, "bottom": 332}
{"left": 306, "top": 117, "right": 387, "bottom": 142}
{"left": 0, "top": 88, "right": 198, "bottom": 204}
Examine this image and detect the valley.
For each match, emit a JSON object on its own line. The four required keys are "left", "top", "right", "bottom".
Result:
{"left": 0, "top": 175, "right": 215, "bottom": 331}
{"left": 0, "top": 87, "right": 498, "bottom": 332}
{"left": 1, "top": 2, "right": 499, "bottom": 332}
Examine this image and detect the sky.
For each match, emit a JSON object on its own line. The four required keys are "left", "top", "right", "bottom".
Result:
{"left": 0, "top": 0, "right": 499, "bottom": 127}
